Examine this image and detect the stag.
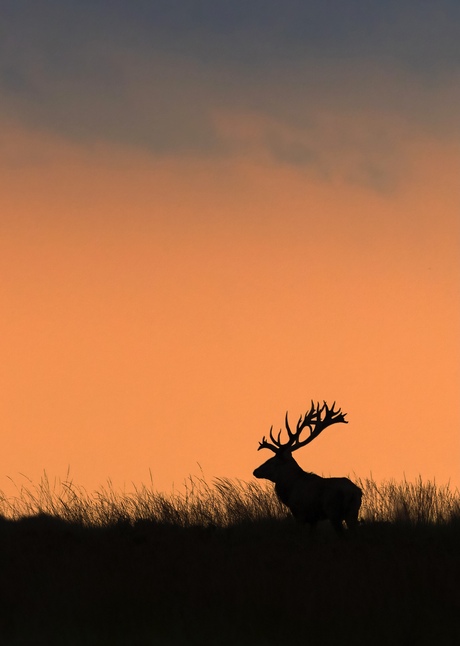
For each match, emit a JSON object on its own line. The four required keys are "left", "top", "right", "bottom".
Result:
{"left": 253, "top": 401, "right": 362, "bottom": 533}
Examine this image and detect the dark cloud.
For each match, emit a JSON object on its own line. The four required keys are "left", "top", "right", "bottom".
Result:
{"left": 0, "top": 0, "right": 458, "bottom": 176}
{"left": 11, "top": 0, "right": 454, "bottom": 72}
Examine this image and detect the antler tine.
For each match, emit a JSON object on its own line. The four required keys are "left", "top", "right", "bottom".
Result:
{"left": 257, "top": 425, "right": 283, "bottom": 453}
{"left": 270, "top": 425, "right": 283, "bottom": 446}
{"left": 289, "top": 399, "right": 348, "bottom": 452}
{"left": 322, "top": 400, "right": 348, "bottom": 425}
{"left": 295, "top": 400, "right": 318, "bottom": 433}
{"left": 257, "top": 400, "right": 348, "bottom": 454}
{"left": 285, "top": 412, "right": 295, "bottom": 440}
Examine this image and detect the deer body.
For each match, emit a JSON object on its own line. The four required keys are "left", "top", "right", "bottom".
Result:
{"left": 253, "top": 401, "right": 362, "bottom": 532}
{"left": 253, "top": 452, "right": 361, "bottom": 531}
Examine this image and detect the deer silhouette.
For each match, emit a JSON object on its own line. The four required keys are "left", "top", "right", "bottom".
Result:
{"left": 253, "top": 401, "right": 362, "bottom": 533}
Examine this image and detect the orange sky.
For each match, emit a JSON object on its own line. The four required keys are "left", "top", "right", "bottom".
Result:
{"left": 0, "top": 117, "right": 458, "bottom": 497}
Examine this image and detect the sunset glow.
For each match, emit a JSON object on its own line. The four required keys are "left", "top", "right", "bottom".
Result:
{"left": 1, "top": 2, "right": 458, "bottom": 496}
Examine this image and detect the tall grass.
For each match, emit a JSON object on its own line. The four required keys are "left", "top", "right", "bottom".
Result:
{"left": 0, "top": 472, "right": 288, "bottom": 527}
{"left": 0, "top": 472, "right": 458, "bottom": 527}
{"left": 355, "top": 475, "right": 460, "bottom": 524}
{"left": 0, "top": 473, "right": 460, "bottom": 527}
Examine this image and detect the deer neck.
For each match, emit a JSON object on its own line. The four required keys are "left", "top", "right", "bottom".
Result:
{"left": 273, "top": 456, "right": 305, "bottom": 505}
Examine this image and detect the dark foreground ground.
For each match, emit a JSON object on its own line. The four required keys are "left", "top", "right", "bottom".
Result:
{"left": 0, "top": 515, "right": 459, "bottom": 646}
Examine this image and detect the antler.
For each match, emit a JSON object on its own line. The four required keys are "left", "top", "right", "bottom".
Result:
{"left": 258, "top": 400, "right": 348, "bottom": 453}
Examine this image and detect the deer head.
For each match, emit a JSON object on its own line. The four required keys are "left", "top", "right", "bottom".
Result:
{"left": 253, "top": 400, "right": 348, "bottom": 480}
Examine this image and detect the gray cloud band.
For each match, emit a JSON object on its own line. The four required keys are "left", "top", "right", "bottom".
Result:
{"left": 0, "top": 0, "right": 458, "bottom": 181}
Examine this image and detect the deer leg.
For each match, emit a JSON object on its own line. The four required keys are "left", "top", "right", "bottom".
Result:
{"left": 344, "top": 497, "right": 361, "bottom": 531}
{"left": 345, "top": 512, "right": 359, "bottom": 531}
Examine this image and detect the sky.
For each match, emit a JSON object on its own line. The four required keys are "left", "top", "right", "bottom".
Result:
{"left": 0, "top": 1, "right": 459, "bottom": 498}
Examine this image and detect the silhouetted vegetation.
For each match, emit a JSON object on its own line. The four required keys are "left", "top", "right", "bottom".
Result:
{"left": 0, "top": 475, "right": 459, "bottom": 645}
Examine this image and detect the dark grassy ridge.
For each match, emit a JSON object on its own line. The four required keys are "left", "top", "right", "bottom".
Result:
{"left": 0, "top": 476, "right": 459, "bottom": 645}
